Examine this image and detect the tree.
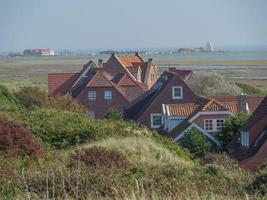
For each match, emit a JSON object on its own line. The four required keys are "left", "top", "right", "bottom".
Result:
{"left": 216, "top": 112, "right": 250, "bottom": 150}
{"left": 179, "top": 128, "right": 212, "bottom": 158}
{"left": 16, "top": 86, "right": 47, "bottom": 108}
{"left": 104, "top": 108, "right": 123, "bottom": 120}
{"left": 186, "top": 72, "right": 242, "bottom": 96}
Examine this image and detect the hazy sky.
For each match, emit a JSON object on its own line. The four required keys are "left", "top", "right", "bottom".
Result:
{"left": 1, "top": 0, "right": 267, "bottom": 51}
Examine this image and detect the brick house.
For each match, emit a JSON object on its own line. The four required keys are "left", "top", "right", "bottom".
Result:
{"left": 228, "top": 96, "right": 267, "bottom": 170}
{"left": 124, "top": 71, "right": 263, "bottom": 146}
{"left": 124, "top": 71, "right": 199, "bottom": 128}
{"left": 48, "top": 53, "right": 157, "bottom": 118}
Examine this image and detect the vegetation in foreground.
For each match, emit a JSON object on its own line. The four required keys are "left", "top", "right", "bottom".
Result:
{"left": 0, "top": 85, "right": 267, "bottom": 200}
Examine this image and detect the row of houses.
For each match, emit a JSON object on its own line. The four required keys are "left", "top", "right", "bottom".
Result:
{"left": 48, "top": 53, "right": 267, "bottom": 170}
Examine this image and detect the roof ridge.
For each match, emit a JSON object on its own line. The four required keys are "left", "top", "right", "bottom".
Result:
{"left": 202, "top": 98, "right": 228, "bottom": 111}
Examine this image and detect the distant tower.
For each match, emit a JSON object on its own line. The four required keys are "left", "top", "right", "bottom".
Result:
{"left": 206, "top": 41, "right": 214, "bottom": 52}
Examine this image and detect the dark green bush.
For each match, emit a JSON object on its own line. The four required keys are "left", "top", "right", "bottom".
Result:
{"left": 19, "top": 108, "right": 97, "bottom": 149}
{"left": 16, "top": 86, "right": 48, "bottom": 109}
{"left": 216, "top": 112, "right": 250, "bottom": 150}
{"left": 248, "top": 170, "right": 267, "bottom": 195}
{"left": 104, "top": 107, "right": 123, "bottom": 120}
{"left": 179, "top": 128, "right": 212, "bottom": 158}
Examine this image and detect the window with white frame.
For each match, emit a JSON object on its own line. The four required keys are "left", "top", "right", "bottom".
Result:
{"left": 104, "top": 91, "right": 112, "bottom": 100}
{"left": 216, "top": 119, "right": 224, "bottom": 130}
{"left": 150, "top": 114, "right": 162, "bottom": 128}
{"left": 88, "top": 110, "right": 95, "bottom": 119}
{"left": 88, "top": 91, "right": 96, "bottom": 100}
{"left": 172, "top": 86, "right": 183, "bottom": 99}
{"left": 204, "top": 119, "right": 213, "bottom": 131}
{"left": 240, "top": 131, "right": 249, "bottom": 147}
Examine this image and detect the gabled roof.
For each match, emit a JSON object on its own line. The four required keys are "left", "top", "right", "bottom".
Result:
{"left": 211, "top": 96, "right": 264, "bottom": 113}
{"left": 168, "top": 67, "right": 193, "bottom": 80}
{"left": 70, "top": 61, "right": 98, "bottom": 98}
{"left": 117, "top": 54, "right": 143, "bottom": 68}
{"left": 241, "top": 95, "right": 267, "bottom": 131}
{"left": 111, "top": 73, "right": 126, "bottom": 84}
{"left": 48, "top": 72, "right": 80, "bottom": 96}
{"left": 124, "top": 71, "right": 175, "bottom": 120}
{"left": 201, "top": 99, "right": 228, "bottom": 112}
{"left": 124, "top": 71, "right": 197, "bottom": 121}
{"left": 168, "top": 97, "right": 233, "bottom": 139}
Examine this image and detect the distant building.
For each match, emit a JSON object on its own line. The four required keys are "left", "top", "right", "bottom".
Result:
{"left": 23, "top": 48, "right": 54, "bottom": 56}
{"left": 206, "top": 41, "right": 213, "bottom": 52}
{"left": 177, "top": 48, "right": 194, "bottom": 54}
{"left": 8, "top": 52, "right": 23, "bottom": 57}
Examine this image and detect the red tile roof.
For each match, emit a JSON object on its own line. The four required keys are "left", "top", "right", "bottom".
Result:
{"left": 211, "top": 96, "right": 264, "bottom": 113}
{"left": 48, "top": 73, "right": 80, "bottom": 96}
{"left": 241, "top": 96, "right": 267, "bottom": 130}
{"left": 167, "top": 103, "right": 200, "bottom": 116}
{"left": 168, "top": 67, "right": 193, "bottom": 80}
{"left": 117, "top": 55, "right": 143, "bottom": 68}
{"left": 202, "top": 99, "right": 228, "bottom": 112}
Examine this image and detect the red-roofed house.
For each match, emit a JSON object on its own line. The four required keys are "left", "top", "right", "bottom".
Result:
{"left": 228, "top": 96, "right": 267, "bottom": 170}
{"left": 103, "top": 53, "right": 158, "bottom": 89}
{"left": 48, "top": 53, "right": 158, "bottom": 118}
{"left": 125, "top": 71, "right": 264, "bottom": 146}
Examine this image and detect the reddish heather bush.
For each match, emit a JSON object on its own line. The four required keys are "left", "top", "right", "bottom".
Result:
{"left": 0, "top": 117, "right": 42, "bottom": 158}
{"left": 71, "top": 147, "right": 131, "bottom": 171}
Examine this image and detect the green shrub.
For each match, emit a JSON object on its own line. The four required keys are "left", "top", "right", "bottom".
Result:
{"left": 104, "top": 107, "right": 123, "bottom": 120}
{"left": 235, "top": 82, "right": 265, "bottom": 95}
{"left": 16, "top": 86, "right": 48, "bottom": 109}
{"left": 47, "top": 95, "right": 86, "bottom": 113}
{"left": 19, "top": 108, "right": 97, "bottom": 149}
{"left": 216, "top": 112, "right": 250, "bottom": 150}
{"left": 179, "top": 128, "right": 212, "bottom": 158}
{"left": 0, "top": 85, "right": 19, "bottom": 112}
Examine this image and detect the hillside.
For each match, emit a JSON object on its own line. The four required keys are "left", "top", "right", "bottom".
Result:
{"left": 0, "top": 85, "right": 266, "bottom": 199}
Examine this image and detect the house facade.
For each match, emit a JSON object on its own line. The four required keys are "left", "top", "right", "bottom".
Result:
{"left": 48, "top": 53, "right": 157, "bottom": 118}
{"left": 124, "top": 71, "right": 264, "bottom": 146}
{"left": 228, "top": 96, "right": 267, "bottom": 170}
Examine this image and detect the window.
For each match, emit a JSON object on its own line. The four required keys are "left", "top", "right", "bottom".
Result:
{"left": 104, "top": 91, "right": 112, "bottom": 100}
{"left": 172, "top": 86, "right": 183, "bottom": 99}
{"left": 88, "top": 91, "right": 96, "bottom": 100}
{"left": 88, "top": 110, "right": 95, "bottom": 119}
{"left": 216, "top": 119, "right": 224, "bottom": 130}
{"left": 150, "top": 114, "right": 162, "bottom": 128}
{"left": 240, "top": 131, "right": 249, "bottom": 147}
{"left": 204, "top": 119, "right": 213, "bottom": 131}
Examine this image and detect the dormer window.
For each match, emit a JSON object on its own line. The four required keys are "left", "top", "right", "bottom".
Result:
{"left": 240, "top": 131, "right": 249, "bottom": 147}
{"left": 172, "top": 86, "right": 183, "bottom": 99}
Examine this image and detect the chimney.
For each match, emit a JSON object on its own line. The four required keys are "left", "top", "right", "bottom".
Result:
{"left": 111, "top": 52, "right": 115, "bottom": 57}
{"left": 135, "top": 52, "right": 139, "bottom": 56}
{"left": 237, "top": 93, "right": 249, "bottom": 113}
{"left": 148, "top": 58, "right": 152, "bottom": 62}
{"left": 98, "top": 59, "right": 103, "bottom": 67}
